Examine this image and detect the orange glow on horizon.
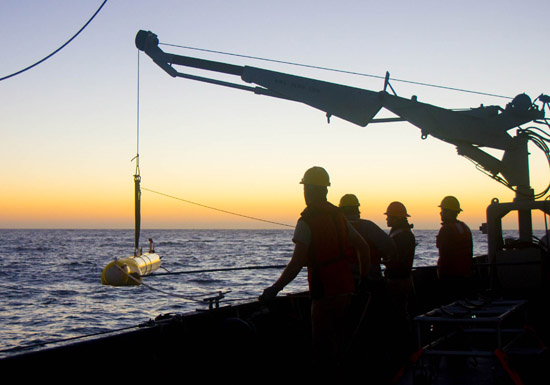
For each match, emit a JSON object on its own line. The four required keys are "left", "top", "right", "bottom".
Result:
{"left": 3, "top": 183, "right": 548, "bottom": 231}
{"left": 2, "top": 160, "right": 548, "bottom": 230}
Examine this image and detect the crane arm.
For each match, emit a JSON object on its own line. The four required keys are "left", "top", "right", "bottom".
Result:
{"left": 135, "top": 30, "right": 546, "bottom": 191}
{"left": 135, "top": 30, "right": 383, "bottom": 126}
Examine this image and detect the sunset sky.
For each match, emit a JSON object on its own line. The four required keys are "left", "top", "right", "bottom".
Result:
{"left": 1, "top": 0, "right": 549, "bottom": 230}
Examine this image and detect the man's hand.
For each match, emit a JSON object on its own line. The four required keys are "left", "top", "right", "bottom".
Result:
{"left": 259, "top": 285, "right": 280, "bottom": 301}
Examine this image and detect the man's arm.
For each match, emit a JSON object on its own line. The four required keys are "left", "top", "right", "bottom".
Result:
{"left": 436, "top": 224, "right": 454, "bottom": 257}
{"left": 259, "top": 241, "right": 308, "bottom": 300}
{"left": 364, "top": 221, "right": 395, "bottom": 252}
{"left": 363, "top": 220, "right": 396, "bottom": 264}
{"left": 348, "top": 224, "right": 371, "bottom": 278}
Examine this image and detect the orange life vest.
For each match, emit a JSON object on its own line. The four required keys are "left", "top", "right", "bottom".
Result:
{"left": 301, "top": 201, "right": 355, "bottom": 299}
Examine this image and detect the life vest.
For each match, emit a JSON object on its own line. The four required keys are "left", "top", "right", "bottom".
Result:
{"left": 386, "top": 227, "right": 415, "bottom": 279}
{"left": 436, "top": 220, "right": 473, "bottom": 278}
{"left": 301, "top": 201, "right": 355, "bottom": 299}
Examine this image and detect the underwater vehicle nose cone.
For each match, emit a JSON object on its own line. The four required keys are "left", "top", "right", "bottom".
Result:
{"left": 101, "top": 253, "right": 161, "bottom": 286}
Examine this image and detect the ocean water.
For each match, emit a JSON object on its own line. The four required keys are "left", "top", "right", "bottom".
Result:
{"left": 0, "top": 228, "right": 544, "bottom": 357}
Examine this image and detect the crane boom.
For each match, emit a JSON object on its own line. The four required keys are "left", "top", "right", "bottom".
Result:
{"left": 135, "top": 30, "right": 544, "bottom": 190}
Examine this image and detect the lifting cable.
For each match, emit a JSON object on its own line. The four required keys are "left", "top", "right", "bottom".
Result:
{"left": 160, "top": 42, "right": 513, "bottom": 100}
{"left": 133, "top": 50, "right": 142, "bottom": 255}
{"left": 0, "top": 0, "right": 108, "bottom": 82}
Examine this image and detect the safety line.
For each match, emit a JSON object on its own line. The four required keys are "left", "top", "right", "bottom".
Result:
{"left": 141, "top": 187, "right": 295, "bottom": 228}
{"left": 160, "top": 42, "right": 513, "bottom": 100}
{"left": 112, "top": 263, "right": 203, "bottom": 302}
{"left": 0, "top": 0, "right": 109, "bottom": 82}
{"left": 150, "top": 264, "right": 286, "bottom": 277}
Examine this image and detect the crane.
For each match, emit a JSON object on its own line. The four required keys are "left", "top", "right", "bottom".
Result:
{"left": 135, "top": 30, "right": 550, "bottom": 290}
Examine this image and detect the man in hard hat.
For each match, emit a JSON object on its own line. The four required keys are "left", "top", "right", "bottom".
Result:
{"left": 384, "top": 201, "right": 416, "bottom": 370}
{"left": 436, "top": 196, "right": 473, "bottom": 303}
{"left": 384, "top": 201, "right": 416, "bottom": 300}
{"left": 259, "top": 166, "right": 371, "bottom": 378}
{"left": 383, "top": 202, "right": 416, "bottom": 311}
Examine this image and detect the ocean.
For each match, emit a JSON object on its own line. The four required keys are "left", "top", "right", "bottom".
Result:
{"left": 0, "top": 228, "right": 545, "bottom": 358}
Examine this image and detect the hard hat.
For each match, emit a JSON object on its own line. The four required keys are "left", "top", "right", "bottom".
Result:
{"left": 384, "top": 201, "right": 410, "bottom": 217}
{"left": 339, "top": 194, "right": 360, "bottom": 207}
{"left": 439, "top": 196, "right": 462, "bottom": 212}
{"left": 300, "top": 166, "right": 330, "bottom": 187}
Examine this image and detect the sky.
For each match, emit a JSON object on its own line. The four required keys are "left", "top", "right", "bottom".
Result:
{"left": 1, "top": 0, "right": 549, "bottom": 231}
